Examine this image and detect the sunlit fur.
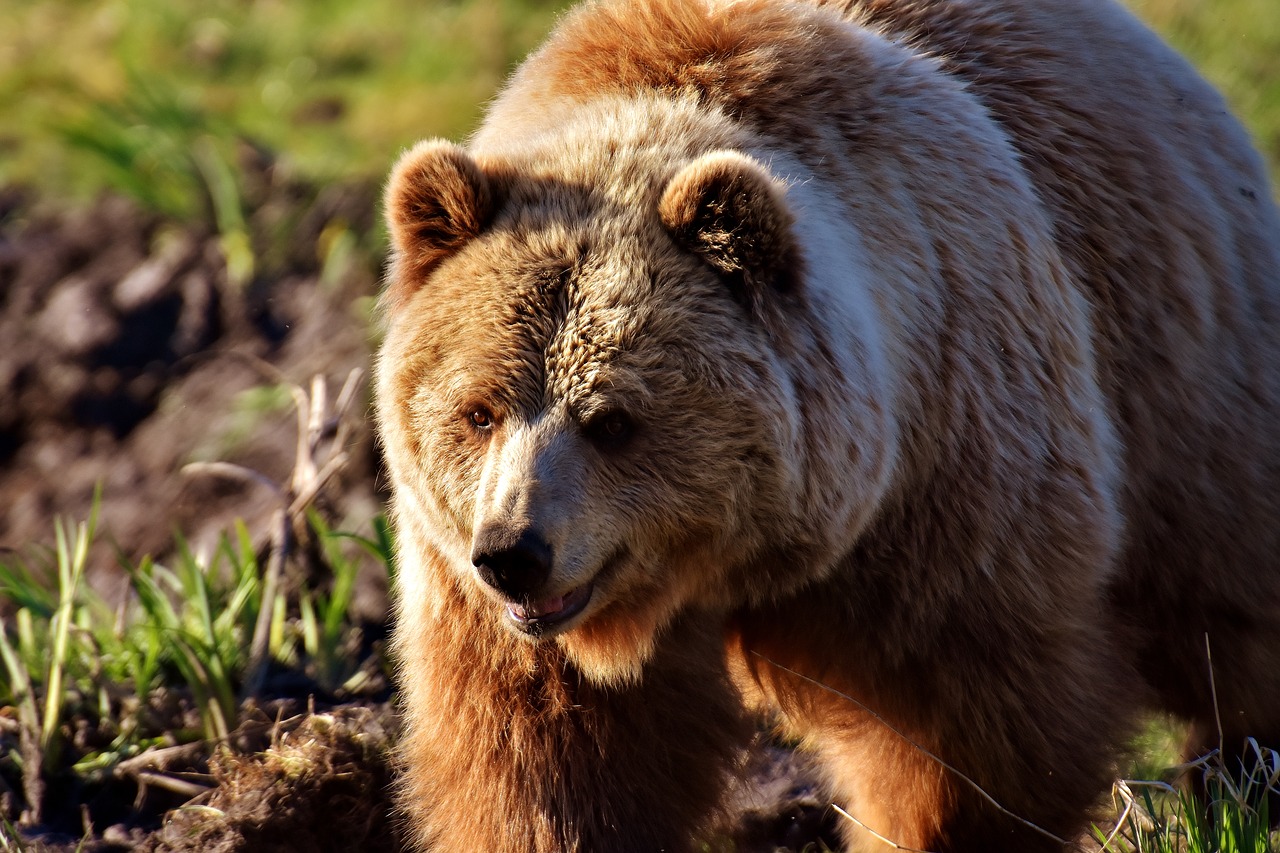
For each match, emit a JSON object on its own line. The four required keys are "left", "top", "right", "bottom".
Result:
{"left": 376, "top": 0, "right": 1280, "bottom": 849}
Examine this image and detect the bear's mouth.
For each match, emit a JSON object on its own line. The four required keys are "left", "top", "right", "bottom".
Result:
{"left": 506, "top": 583, "right": 594, "bottom": 634}
{"left": 502, "top": 548, "right": 627, "bottom": 638}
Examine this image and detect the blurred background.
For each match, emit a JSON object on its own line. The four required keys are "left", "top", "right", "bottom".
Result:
{"left": 0, "top": 0, "right": 573, "bottom": 201}
{"left": 0, "top": 0, "right": 1276, "bottom": 202}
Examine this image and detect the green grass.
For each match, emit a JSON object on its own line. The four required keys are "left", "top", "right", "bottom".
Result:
{"left": 0, "top": 501, "right": 392, "bottom": 826}
{"left": 0, "top": 0, "right": 1275, "bottom": 220}
{"left": 0, "top": 0, "right": 572, "bottom": 206}
{"left": 0, "top": 372, "right": 392, "bottom": 835}
{"left": 1095, "top": 739, "right": 1280, "bottom": 852}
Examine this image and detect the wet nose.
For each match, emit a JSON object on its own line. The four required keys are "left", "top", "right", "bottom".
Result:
{"left": 471, "top": 527, "right": 553, "bottom": 598}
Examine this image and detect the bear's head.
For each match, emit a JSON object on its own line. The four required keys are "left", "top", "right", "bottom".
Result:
{"left": 378, "top": 124, "right": 848, "bottom": 685}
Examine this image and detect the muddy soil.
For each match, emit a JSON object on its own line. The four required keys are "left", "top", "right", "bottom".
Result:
{"left": 0, "top": 185, "right": 834, "bottom": 851}
{"left": 0, "top": 182, "right": 385, "bottom": 607}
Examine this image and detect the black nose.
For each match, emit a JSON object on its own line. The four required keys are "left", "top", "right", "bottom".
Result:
{"left": 471, "top": 527, "right": 553, "bottom": 598}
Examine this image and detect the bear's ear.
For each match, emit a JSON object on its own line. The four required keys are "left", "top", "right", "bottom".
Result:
{"left": 383, "top": 139, "right": 495, "bottom": 308}
{"left": 658, "top": 151, "right": 801, "bottom": 310}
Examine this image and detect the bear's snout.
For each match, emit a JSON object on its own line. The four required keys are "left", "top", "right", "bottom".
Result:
{"left": 471, "top": 525, "right": 554, "bottom": 599}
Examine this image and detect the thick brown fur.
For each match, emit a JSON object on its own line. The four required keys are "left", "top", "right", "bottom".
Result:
{"left": 376, "top": 0, "right": 1280, "bottom": 850}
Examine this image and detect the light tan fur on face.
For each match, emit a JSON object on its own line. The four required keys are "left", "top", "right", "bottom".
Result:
{"left": 377, "top": 0, "right": 1280, "bottom": 850}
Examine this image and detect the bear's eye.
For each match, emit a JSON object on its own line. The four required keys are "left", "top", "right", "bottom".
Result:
{"left": 468, "top": 407, "right": 495, "bottom": 431}
{"left": 584, "top": 410, "right": 636, "bottom": 449}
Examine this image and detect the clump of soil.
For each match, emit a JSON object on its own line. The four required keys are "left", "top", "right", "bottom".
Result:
{"left": 141, "top": 706, "right": 398, "bottom": 853}
{"left": 4, "top": 700, "right": 399, "bottom": 853}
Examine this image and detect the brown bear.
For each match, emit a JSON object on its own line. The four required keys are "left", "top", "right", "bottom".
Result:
{"left": 375, "top": 0, "right": 1280, "bottom": 849}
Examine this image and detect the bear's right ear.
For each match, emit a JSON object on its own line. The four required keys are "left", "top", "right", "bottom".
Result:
{"left": 383, "top": 140, "right": 494, "bottom": 308}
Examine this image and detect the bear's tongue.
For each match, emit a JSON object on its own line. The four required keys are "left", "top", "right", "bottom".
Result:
{"left": 507, "top": 585, "right": 588, "bottom": 623}
{"left": 508, "top": 595, "right": 565, "bottom": 621}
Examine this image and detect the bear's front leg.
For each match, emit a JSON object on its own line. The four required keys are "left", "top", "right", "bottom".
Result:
{"left": 730, "top": 569, "right": 1134, "bottom": 853}
{"left": 394, "top": 569, "right": 746, "bottom": 852}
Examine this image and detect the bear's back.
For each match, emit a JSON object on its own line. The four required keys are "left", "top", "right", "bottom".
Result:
{"left": 846, "top": 0, "right": 1280, "bottom": 638}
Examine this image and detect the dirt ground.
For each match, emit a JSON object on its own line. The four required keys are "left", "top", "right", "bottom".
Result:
{"left": 0, "top": 185, "right": 834, "bottom": 851}
{"left": 0, "top": 182, "right": 385, "bottom": 605}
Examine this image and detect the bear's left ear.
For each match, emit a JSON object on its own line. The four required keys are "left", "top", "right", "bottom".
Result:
{"left": 383, "top": 139, "right": 496, "bottom": 310}
{"left": 658, "top": 151, "right": 801, "bottom": 310}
